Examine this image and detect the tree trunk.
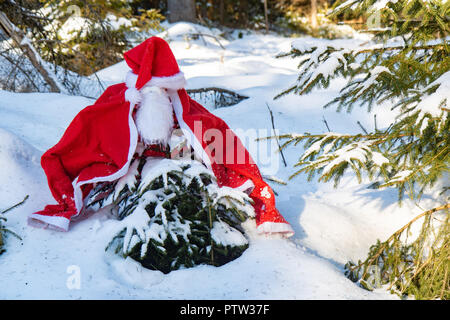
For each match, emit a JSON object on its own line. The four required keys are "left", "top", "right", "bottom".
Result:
{"left": 239, "top": 0, "right": 248, "bottom": 28}
{"left": 219, "top": 0, "right": 225, "bottom": 25}
{"left": 207, "top": 0, "right": 214, "bottom": 21}
{"left": 167, "top": 0, "right": 197, "bottom": 23}
{"left": 310, "top": 0, "right": 318, "bottom": 29}
{"left": 263, "top": 0, "right": 269, "bottom": 33}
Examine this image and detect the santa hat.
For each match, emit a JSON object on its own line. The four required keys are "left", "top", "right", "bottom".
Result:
{"left": 124, "top": 37, "right": 186, "bottom": 93}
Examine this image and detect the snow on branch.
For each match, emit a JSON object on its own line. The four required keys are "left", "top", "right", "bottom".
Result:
{"left": 412, "top": 71, "right": 449, "bottom": 132}
{"left": 277, "top": 38, "right": 404, "bottom": 101}
{"left": 331, "top": 0, "right": 415, "bottom": 16}
{"left": 275, "top": 132, "right": 390, "bottom": 185}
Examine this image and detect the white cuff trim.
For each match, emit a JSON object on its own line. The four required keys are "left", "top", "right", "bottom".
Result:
{"left": 235, "top": 179, "right": 255, "bottom": 195}
{"left": 257, "top": 221, "right": 294, "bottom": 238}
{"left": 27, "top": 214, "right": 70, "bottom": 232}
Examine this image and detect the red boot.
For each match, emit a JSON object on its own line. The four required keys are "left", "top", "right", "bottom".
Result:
{"left": 28, "top": 198, "right": 77, "bottom": 232}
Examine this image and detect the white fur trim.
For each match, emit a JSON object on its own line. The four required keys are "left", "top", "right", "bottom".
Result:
{"left": 125, "top": 71, "right": 138, "bottom": 88}
{"left": 135, "top": 87, "right": 174, "bottom": 146}
{"left": 257, "top": 221, "right": 294, "bottom": 237}
{"left": 146, "top": 72, "right": 186, "bottom": 90}
{"left": 124, "top": 87, "right": 143, "bottom": 106}
{"left": 167, "top": 89, "right": 213, "bottom": 170}
{"left": 125, "top": 70, "right": 186, "bottom": 91}
{"left": 27, "top": 214, "right": 70, "bottom": 232}
{"left": 236, "top": 179, "right": 255, "bottom": 194}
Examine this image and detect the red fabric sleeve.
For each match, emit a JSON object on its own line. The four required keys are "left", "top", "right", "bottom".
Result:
{"left": 40, "top": 83, "right": 128, "bottom": 205}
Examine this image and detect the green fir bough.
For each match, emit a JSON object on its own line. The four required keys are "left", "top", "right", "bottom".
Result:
{"left": 0, "top": 196, "right": 27, "bottom": 255}
{"left": 275, "top": 0, "right": 449, "bottom": 299}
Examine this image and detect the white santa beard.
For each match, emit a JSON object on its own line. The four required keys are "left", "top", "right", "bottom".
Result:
{"left": 135, "top": 87, "right": 174, "bottom": 146}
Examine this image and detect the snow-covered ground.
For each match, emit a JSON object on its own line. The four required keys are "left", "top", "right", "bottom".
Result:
{"left": 0, "top": 22, "right": 436, "bottom": 299}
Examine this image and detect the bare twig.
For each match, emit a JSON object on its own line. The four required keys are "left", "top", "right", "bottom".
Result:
{"left": 266, "top": 103, "right": 287, "bottom": 167}
{"left": 322, "top": 116, "right": 331, "bottom": 132}
{"left": 359, "top": 203, "right": 450, "bottom": 280}
{"left": 0, "top": 12, "right": 63, "bottom": 93}
{"left": 188, "top": 33, "right": 225, "bottom": 50}
{"left": 357, "top": 121, "right": 369, "bottom": 134}
{"left": 35, "top": 38, "right": 106, "bottom": 92}
{"left": 262, "top": 175, "right": 287, "bottom": 185}
{"left": 0, "top": 51, "right": 40, "bottom": 91}
{"left": 263, "top": 0, "right": 269, "bottom": 34}
{"left": 2, "top": 195, "right": 29, "bottom": 214}
{"left": 187, "top": 87, "right": 246, "bottom": 99}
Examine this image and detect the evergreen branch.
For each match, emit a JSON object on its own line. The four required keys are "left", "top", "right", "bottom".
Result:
{"left": 380, "top": 145, "right": 449, "bottom": 188}
{"left": 206, "top": 194, "right": 215, "bottom": 266}
{"left": 441, "top": 265, "right": 448, "bottom": 299}
{"left": 346, "top": 203, "right": 449, "bottom": 298}
{"left": 266, "top": 132, "right": 387, "bottom": 141}
{"left": 361, "top": 202, "right": 449, "bottom": 279}
{"left": 308, "top": 0, "right": 450, "bottom": 300}
{"left": 288, "top": 43, "right": 448, "bottom": 57}
{"left": 0, "top": 228, "right": 22, "bottom": 241}
{"left": 0, "top": 196, "right": 27, "bottom": 254}
{"left": 355, "top": 43, "right": 449, "bottom": 54}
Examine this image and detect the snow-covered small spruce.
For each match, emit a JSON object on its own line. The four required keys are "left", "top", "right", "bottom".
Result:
{"left": 86, "top": 157, "right": 255, "bottom": 274}
{"left": 275, "top": 0, "right": 449, "bottom": 299}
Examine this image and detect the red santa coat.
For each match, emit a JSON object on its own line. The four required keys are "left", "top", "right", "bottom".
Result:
{"left": 29, "top": 37, "right": 294, "bottom": 237}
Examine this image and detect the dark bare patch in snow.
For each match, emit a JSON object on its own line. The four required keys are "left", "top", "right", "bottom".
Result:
{"left": 187, "top": 87, "right": 248, "bottom": 109}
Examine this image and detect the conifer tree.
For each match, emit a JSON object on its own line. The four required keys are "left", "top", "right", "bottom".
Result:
{"left": 86, "top": 157, "right": 255, "bottom": 274}
{"left": 41, "top": 0, "right": 164, "bottom": 75}
{"left": 276, "top": 0, "right": 449, "bottom": 299}
{"left": 0, "top": 0, "right": 163, "bottom": 93}
{"left": 0, "top": 216, "right": 21, "bottom": 255}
